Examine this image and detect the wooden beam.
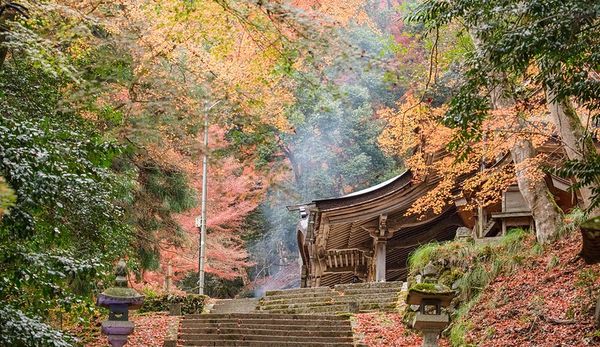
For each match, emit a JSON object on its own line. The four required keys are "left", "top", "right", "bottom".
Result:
{"left": 323, "top": 265, "right": 367, "bottom": 274}
{"left": 379, "top": 214, "right": 388, "bottom": 237}
{"left": 387, "top": 243, "right": 425, "bottom": 251}
{"left": 387, "top": 265, "right": 408, "bottom": 271}
{"left": 388, "top": 209, "right": 450, "bottom": 230}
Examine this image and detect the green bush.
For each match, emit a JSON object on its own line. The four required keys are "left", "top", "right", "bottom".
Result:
{"left": 0, "top": 306, "right": 74, "bottom": 347}
{"left": 407, "top": 242, "right": 441, "bottom": 270}
{"left": 139, "top": 293, "right": 207, "bottom": 314}
{"left": 177, "top": 272, "right": 245, "bottom": 298}
{"left": 560, "top": 208, "right": 587, "bottom": 236}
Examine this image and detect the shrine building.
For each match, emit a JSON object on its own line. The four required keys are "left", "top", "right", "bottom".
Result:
{"left": 291, "top": 146, "right": 579, "bottom": 288}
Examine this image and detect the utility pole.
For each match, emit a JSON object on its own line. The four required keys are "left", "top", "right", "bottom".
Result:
{"left": 196, "top": 100, "right": 221, "bottom": 295}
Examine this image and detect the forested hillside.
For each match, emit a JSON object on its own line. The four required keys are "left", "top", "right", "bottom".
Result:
{"left": 1, "top": 0, "right": 599, "bottom": 346}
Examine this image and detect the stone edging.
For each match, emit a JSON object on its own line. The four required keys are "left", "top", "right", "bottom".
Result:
{"left": 163, "top": 316, "right": 180, "bottom": 347}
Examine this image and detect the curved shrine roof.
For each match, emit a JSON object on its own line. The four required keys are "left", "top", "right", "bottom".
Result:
{"left": 313, "top": 170, "right": 414, "bottom": 211}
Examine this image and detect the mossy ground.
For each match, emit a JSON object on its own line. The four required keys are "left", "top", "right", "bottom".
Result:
{"left": 403, "top": 210, "right": 600, "bottom": 346}
{"left": 460, "top": 230, "right": 600, "bottom": 346}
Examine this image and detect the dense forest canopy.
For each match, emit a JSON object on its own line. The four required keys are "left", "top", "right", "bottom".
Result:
{"left": 0, "top": 0, "right": 599, "bottom": 345}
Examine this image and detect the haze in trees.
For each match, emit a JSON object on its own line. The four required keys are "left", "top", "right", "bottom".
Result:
{"left": 0, "top": 0, "right": 598, "bottom": 346}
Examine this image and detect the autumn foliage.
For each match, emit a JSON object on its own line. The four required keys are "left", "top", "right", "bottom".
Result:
{"left": 378, "top": 90, "right": 554, "bottom": 216}
{"left": 138, "top": 126, "right": 268, "bottom": 287}
{"left": 354, "top": 312, "right": 450, "bottom": 347}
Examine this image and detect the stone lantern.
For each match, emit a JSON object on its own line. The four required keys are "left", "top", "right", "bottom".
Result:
{"left": 406, "top": 262, "right": 455, "bottom": 347}
{"left": 97, "top": 260, "right": 144, "bottom": 347}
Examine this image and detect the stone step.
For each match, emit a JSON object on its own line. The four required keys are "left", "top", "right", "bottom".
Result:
{"left": 259, "top": 304, "right": 350, "bottom": 314}
{"left": 258, "top": 302, "right": 350, "bottom": 309}
{"left": 180, "top": 334, "right": 354, "bottom": 344}
{"left": 263, "top": 292, "right": 399, "bottom": 305}
{"left": 212, "top": 304, "right": 258, "bottom": 309}
{"left": 265, "top": 287, "right": 333, "bottom": 296}
{"left": 180, "top": 340, "right": 355, "bottom": 347}
{"left": 178, "top": 311, "right": 359, "bottom": 346}
{"left": 337, "top": 294, "right": 399, "bottom": 301}
{"left": 211, "top": 298, "right": 259, "bottom": 314}
{"left": 212, "top": 298, "right": 259, "bottom": 306}
{"left": 180, "top": 328, "right": 353, "bottom": 337}
{"left": 335, "top": 298, "right": 399, "bottom": 306}
{"left": 261, "top": 302, "right": 397, "bottom": 314}
{"left": 260, "top": 296, "right": 399, "bottom": 307}
{"left": 183, "top": 313, "right": 348, "bottom": 320}
{"left": 338, "top": 287, "right": 405, "bottom": 295}
{"left": 260, "top": 296, "right": 337, "bottom": 305}
{"left": 259, "top": 300, "right": 399, "bottom": 311}
{"left": 182, "top": 318, "right": 351, "bottom": 328}
{"left": 262, "top": 292, "right": 337, "bottom": 301}
{"left": 334, "top": 281, "right": 404, "bottom": 291}
{"left": 258, "top": 298, "right": 397, "bottom": 311}
{"left": 180, "top": 323, "right": 352, "bottom": 332}
{"left": 263, "top": 287, "right": 404, "bottom": 302}
{"left": 211, "top": 307, "right": 256, "bottom": 314}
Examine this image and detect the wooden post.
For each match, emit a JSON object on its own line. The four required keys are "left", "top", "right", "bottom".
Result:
{"left": 165, "top": 263, "right": 173, "bottom": 292}
{"left": 477, "top": 205, "right": 484, "bottom": 238}
{"left": 375, "top": 239, "right": 387, "bottom": 282}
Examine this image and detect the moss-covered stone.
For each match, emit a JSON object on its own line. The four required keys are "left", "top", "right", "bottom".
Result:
{"left": 439, "top": 268, "right": 464, "bottom": 288}
{"left": 409, "top": 282, "right": 453, "bottom": 295}
{"left": 581, "top": 217, "right": 600, "bottom": 230}
{"left": 103, "top": 287, "right": 143, "bottom": 299}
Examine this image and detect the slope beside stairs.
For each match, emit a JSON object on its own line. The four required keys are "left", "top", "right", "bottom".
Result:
{"left": 177, "top": 281, "right": 406, "bottom": 346}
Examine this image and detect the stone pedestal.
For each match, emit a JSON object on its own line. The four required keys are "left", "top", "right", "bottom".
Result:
{"left": 455, "top": 227, "right": 472, "bottom": 240}
{"left": 413, "top": 312, "right": 450, "bottom": 329}
{"left": 169, "top": 303, "right": 182, "bottom": 316}
{"left": 422, "top": 329, "right": 441, "bottom": 347}
{"left": 413, "top": 313, "right": 449, "bottom": 347}
{"left": 102, "top": 321, "right": 134, "bottom": 347}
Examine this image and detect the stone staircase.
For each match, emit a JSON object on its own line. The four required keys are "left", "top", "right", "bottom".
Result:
{"left": 176, "top": 282, "right": 405, "bottom": 346}
{"left": 258, "top": 282, "right": 404, "bottom": 314}
{"left": 210, "top": 298, "right": 258, "bottom": 314}
{"left": 178, "top": 313, "right": 358, "bottom": 346}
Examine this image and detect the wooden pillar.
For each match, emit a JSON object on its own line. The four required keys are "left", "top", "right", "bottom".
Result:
{"left": 314, "top": 260, "right": 324, "bottom": 287}
{"left": 300, "top": 264, "right": 308, "bottom": 288}
{"left": 309, "top": 243, "right": 318, "bottom": 288}
{"left": 375, "top": 239, "right": 387, "bottom": 282}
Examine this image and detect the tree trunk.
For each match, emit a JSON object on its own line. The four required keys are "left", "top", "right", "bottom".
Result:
{"left": 490, "top": 85, "right": 563, "bottom": 244}
{"left": 546, "top": 89, "right": 599, "bottom": 212}
{"left": 510, "top": 138, "right": 563, "bottom": 243}
{"left": 280, "top": 143, "right": 302, "bottom": 185}
{"left": 0, "top": 10, "right": 17, "bottom": 68}
{"left": 239, "top": 267, "right": 250, "bottom": 286}
{"left": 470, "top": 32, "right": 564, "bottom": 242}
